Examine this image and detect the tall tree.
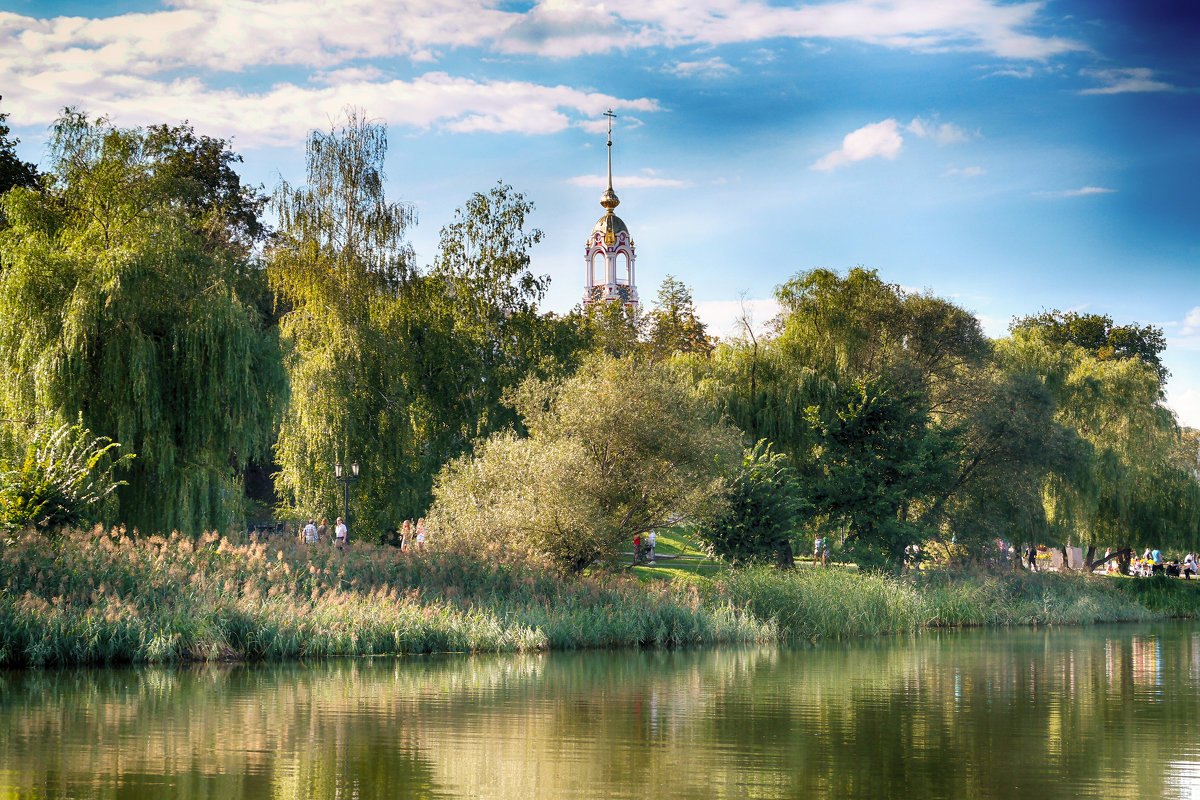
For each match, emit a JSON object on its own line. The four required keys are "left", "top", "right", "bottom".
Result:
{"left": 431, "top": 182, "right": 556, "bottom": 440}
{"left": 0, "top": 110, "right": 282, "bottom": 533}
{"left": 580, "top": 298, "right": 645, "bottom": 358}
{"left": 803, "top": 376, "right": 956, "bottom": 572}
{"left": 647, "top": 275, "right": 712, "bottom": 360}
{"left": 267, "top": 110, "right": 420, "bottom": 534}
{"left": 999, "top": 329, "right": 1200, "bottom": 565}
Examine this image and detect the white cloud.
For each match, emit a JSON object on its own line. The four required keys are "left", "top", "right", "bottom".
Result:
{"left": 0, "top": 0, "right": 1086, "bottom": 84}
{"left": 0, "top": 70, "right": 660, "bottom": 147}
{"left": 1034, "top": 186, "right": 1116, "bottom": 198}
{"left": 943, "top": 165, "right": 985, "bottom": 178}
{"left": 596, "top": 0, "right": 1084, "bottom": 59}
{"left": 1166, "top": 388, "right": 1200, "bottom": 430}
{"left": 907, "top": 117, "right": 971, "bottom": 144}
{"left": 1179, "top": 306, "right": 1200, "bottom": 337}
{"left": 0, "top": 0, "right": 1086, "bottom": 144}
{"left": 1079, "top": 67, "right": 1175, "bottom": 95}
{"left": 693, "top": 298, "right": 781, "bottom": 341}
{"left": 974, "top": 313, "right": 1007, "bottom": 338}
{"left": 569, "top": 170, "right": 687, "bottom": 188}
{"left": 984, "top": 65, "right": 1035, "bottom": 79}
{"left": 665, "top": 57, "right": 738, "bottom": 78}
{"left": 812, "top": 118, "right": 903, "bottom": 171}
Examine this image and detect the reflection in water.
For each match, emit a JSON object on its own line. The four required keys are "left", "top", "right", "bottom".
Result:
{"left": 3, "top": 624, "right": 1200, "bottom": 799}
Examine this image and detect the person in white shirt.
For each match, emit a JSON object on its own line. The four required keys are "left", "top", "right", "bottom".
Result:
{"left": 335, "top": 516, "right": 348, "bottom": 548}
{"left": 415, "top": 518, "right": 426, "bottom": 552}
{"left": 647, "top": 530, "right": 657, "bottom": 560}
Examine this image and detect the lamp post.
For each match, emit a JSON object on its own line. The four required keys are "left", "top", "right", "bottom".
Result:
{"left": 335, "top": 461, "right": 359, "bottom": 540}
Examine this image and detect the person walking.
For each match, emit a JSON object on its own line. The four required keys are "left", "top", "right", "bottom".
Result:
{"left": 1026, "top": 545, "right": 1037, "bottom": 572}
{"left": 303, "top": 519, "right": 318, "bottom": 544}
{"left": 647, "top": 530, "right": 657, "bottom": 562}
{"left": 399, "top": 520, "right": 412, "bottom": 553}
{"left": 317, "top": 518, "right": 328, "bottom": 543}
{"left": 335, "top": 516, "right": 348, "bottom": 549}
{"left": 414, "top": 518, "right": 426, "bottom": 552}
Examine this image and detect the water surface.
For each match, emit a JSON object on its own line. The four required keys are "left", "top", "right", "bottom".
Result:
{"left": 4, "top": 624, "right": 1200, "bottom": 799}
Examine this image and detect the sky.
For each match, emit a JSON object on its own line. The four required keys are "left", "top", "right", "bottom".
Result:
{"left": 2, "top": 0, "right": 1198, "bottom": 424}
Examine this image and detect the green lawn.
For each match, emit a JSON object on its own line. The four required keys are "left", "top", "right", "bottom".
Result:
{"left": 616, "top": 528, "right": 850, "bottom": 580}
{"left": 620, "top": 528, "right": 725, "bottom": 580}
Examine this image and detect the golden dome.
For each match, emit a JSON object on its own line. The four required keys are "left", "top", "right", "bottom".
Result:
{"left": 591, "top": 211, "right": 629, "bottom": 246}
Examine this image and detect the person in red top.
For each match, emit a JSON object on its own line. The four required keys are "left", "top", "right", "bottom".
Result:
{"left": 633, "top": 534, "right": 642, "bottom": 564}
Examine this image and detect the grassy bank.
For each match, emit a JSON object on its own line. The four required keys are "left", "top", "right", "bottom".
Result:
{"left": 3, "top": 529, "right": 1199, "bottom": 666}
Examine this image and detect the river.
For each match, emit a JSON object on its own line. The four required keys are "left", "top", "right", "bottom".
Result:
{"left": 3, "top": 623, "right": 1200, "bottom": 799}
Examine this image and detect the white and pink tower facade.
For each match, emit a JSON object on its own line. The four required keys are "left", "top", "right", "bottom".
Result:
{"left": 583, "top": 111, "right": 638, "bottom": 306}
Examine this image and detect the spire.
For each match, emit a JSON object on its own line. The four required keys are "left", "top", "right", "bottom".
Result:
{"left": 601, "top": 108, "right": 619, "bottom": 212}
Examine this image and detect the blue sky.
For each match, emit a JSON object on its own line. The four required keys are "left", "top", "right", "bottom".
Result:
{"left": 2, "top": 0, "right": 1197, "bottom": 424}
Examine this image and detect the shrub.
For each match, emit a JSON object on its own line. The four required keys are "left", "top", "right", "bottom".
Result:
{"left": 0, "top": 422, "right": 133, "bottom": 533}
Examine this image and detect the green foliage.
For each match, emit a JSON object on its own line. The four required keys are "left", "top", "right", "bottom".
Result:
{"left": 143, "top": 122, "right": 268, "bottom": 250}
{"left": 0, "top": 422, "right": 133, "bottom": 533}
{"left": 268, "top": 110, "right": 420, "bottom": 532}
{"left": 1012, "top": 309, "right": 1168, "bottom": 385}
{"left": 804, "top": 377, "right": 955, "bottom": 572}
{"left": 0, "top": 110, "right": 282, "bottom": 533}
{"left": 270, "top": 127, "right": 569, "bottom": 537}
{"left": 999, "top": 329, "right": 1199, "bottom": 552}
{"left": 647, "top": 275, "right": 711, "bottom": 360}
{"left": 0, "top": 98, "right": 39, "bottom": 220}
{"left": 697, "top": 440, "right": 807, "bottom": 566}
{"left": 928, "top": 368, "right": 1082, "bottom": 551}
{"left": 579, "top": 298, "right": 645, "bottom": 358}
{"left": 429, "top": 355, "right": 743, "bottom": 571}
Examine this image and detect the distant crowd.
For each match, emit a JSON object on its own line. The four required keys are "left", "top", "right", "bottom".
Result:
{"left": 301, "top": 517, "right": 348, "bottom": 547}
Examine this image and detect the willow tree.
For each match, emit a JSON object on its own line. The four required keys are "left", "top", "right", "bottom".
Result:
{"left": 0, "top": 110, "right": 282, "bottom": 533}
{"left": 267, "top": 110, "right": 425, "bottom": 533}
{"left": 999, "top": 329, "right": 1200, "bottom": 567}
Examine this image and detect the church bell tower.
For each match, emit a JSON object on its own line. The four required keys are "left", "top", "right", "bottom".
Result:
{"left": 584, "top": 110, "right": 637, "bottom": 305}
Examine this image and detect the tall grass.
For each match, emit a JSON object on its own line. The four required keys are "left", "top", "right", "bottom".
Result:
{"left": 0, "top": 528, "right": 770, "bottom": 666}
{"left": 701, "top": 565, "right": 1165, "bottom": 640}
{"left": 2, "top": 529, "right": 1193, "bottom": 667}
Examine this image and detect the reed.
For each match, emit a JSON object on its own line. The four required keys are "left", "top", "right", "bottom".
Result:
{"left": 0, "top": 528, "right": 770, "bottom": 666}
{"left": 700, "top": 565, "right": 1161, "bottom": 640}
{"left": 1, "top": 529, "right": 1190, "bottom": 667}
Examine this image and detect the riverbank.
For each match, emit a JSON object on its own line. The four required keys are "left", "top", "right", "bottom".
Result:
{"left": 2, "top": 529, "right": 1199, "bottom": 666}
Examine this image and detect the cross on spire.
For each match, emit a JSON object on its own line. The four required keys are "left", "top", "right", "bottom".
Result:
{"left": 604, "top": 109, "right": 616, "bottom": 190}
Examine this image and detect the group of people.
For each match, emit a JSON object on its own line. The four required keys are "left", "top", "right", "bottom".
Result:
{"left": 302, "top": 517, "right": 348, "bottom": 547}
{"left": 632, "top": 530, "right": 657, "bottom": 564}
{"left": 1127, "top": 548, "right": 1197, "bottom": 579}
{"left": 398, "top": 519, "right": 427, "bottom": 553}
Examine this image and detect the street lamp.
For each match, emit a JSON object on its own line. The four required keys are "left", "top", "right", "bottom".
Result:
{"left": 335, "top": 461, "right": 359, "bottom": 540}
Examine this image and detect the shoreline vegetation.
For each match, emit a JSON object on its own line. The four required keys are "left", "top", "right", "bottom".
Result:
{"left": 4, "top": 529, "right": 1200, "bottom": 668}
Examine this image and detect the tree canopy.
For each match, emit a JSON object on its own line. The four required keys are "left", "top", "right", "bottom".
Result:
{"left": 428, "top": 355, "right": 742, "bottom": 571}
{"left": 0, "top": 110, "right": 282, "bottom": 532}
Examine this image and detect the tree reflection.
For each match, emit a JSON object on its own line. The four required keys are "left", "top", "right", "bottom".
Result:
{"left": 3, "top": 626, "right": 1200, "bottom": 799}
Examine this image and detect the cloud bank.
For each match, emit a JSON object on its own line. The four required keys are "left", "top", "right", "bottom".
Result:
{"left": 0, "top": 0, "right": 1084, "bottom": 144}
